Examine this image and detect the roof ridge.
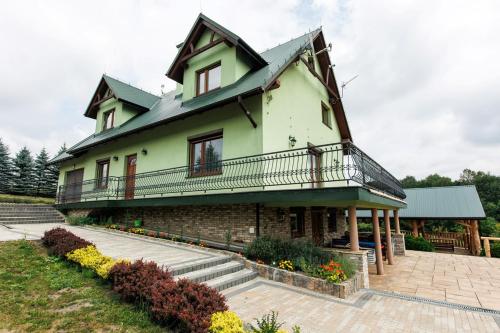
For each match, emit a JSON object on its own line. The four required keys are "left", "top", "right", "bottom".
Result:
{"left": 259, "top": 28, "right": 322, "bottom": 55}
{"left": 103, "top": 74, "right": 160, "bottom": 98}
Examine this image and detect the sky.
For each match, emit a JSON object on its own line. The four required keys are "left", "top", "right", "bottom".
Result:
{"left": 1, "top": 0, "right": 499, "bottom": 180}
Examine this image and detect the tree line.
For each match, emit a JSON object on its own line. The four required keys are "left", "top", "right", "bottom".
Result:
{"left": 400, "top": 170, "right": 500, "bottom": 236}
{"left": 0, "top": 138, "right": 66, "bottom": 197}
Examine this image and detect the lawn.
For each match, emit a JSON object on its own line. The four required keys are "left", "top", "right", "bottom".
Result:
{"left": 0, "top": 193, "right": 55, "bottom": 204}
{"left": 0, "top": 240, "right": 165, "bottom": 332}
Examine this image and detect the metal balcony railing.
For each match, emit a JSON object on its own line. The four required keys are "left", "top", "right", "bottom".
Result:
{"left": 56, "top": 142, "right": 406, "bottom": 204}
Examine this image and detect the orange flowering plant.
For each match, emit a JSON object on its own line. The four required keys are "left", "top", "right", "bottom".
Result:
{"left": 318, "top": 260, "right": 347, "bottom": 283}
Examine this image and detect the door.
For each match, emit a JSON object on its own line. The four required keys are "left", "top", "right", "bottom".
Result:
{"left": 125, "top": 155, "right": 137, "bottom": 200}
{"left": 64, "top": 169, "right": 84, "bottom": 203}
{"left": 308, "top": 147, "right": 322, "bottom": 188}
{"left": 311, "top": 209, "right": 324, "bottom": 246}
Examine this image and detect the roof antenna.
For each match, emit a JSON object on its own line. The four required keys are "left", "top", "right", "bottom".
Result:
{"left": 199, "top": 0, "right": 203, "bottom": 13}
{"left": 315, "top": 42, "right": 332, "bottom": 56}
{"left": 341, "top": 75, "right": 359, "bottom": 98}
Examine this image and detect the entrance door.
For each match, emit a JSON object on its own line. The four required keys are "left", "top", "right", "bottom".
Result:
{"left": 311, "top": 209, "right": 324, "bottom": 246}
{"left": 308, "top": 146, "right": 322, "bottom": 188}
{"left": 64, "top": 169, "right": 84, "bottom": 203}
{"left": 124, "top": 155, "right": 137, "bottom": 200}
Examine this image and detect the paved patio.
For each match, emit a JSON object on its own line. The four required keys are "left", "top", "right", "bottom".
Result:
{"left": 2, "top": 223, "right": 500, "bottom": 332}
{"left": 369, "top": 250, "right": 500, "bottom": 311}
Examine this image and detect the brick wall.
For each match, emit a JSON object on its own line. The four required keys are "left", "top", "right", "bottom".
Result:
{"left": 67, "top": 204, "right": 347, "bottom": 245}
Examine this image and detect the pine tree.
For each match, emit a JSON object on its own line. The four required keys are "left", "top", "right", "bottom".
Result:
{"left": 33, "top": 148, "right": 50, "bottom": 196}
{"left": 0, "top": 138, "right": 13, "bottom": 193}
{"left": 46, "top": 144, "right": 67, "bottom": 197}
{"left": 12, "top": 147, "right": 35, "bottom": 195}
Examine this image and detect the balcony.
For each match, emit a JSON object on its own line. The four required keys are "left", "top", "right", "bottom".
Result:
{"left": 56, "top": 142, "right": 406, "bottom": 205}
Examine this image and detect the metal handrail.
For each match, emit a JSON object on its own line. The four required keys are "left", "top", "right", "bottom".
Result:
{"left": 56, "top": 142, "right": 406, "bottom": 204}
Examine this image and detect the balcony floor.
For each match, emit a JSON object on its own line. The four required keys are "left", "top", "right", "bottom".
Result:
{"left": 56, "top": 186, "right": 406, "bottom": 210}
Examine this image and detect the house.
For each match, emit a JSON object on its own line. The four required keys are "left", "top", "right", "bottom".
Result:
{"left": 50, "top": 14, "right": 406, "bottom": 273}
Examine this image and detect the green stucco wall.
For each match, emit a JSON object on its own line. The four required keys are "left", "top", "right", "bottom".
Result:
{"left": 261, "top": 52, "right": 342, "bottom": 152}
{"left": 94, "top": 98, "right": 137, "bottom": 133}
{"left": 58, "top": 95, "right": 263, "bottom": 185}
{"left": 181, "top": 30, "right": 251, "bottom": 101}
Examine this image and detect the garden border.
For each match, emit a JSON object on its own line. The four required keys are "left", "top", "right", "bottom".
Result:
{"left": 80, "top": 224, "right": 364, "bottom": 299}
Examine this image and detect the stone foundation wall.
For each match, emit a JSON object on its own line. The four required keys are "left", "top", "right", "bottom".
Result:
{"left": 66, "top": 204, "right": 347, "bottom": 245}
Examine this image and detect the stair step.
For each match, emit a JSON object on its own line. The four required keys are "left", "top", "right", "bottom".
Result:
{"left": 170, "top": 256, "right": 232, "bottom": 276}
{"left": 175, "top": 261, "right": 244, "bottom": 283}
{"left": 205, "top": 269, "right": 257, "bottom": 291}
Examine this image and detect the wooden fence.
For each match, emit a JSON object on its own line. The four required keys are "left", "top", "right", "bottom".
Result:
{"left": 402, "top": 231, "right": 471, "bottom": 251}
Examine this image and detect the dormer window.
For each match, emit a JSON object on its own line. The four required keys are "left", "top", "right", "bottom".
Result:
{"left": 103, "top": 109, "right": 115, "bottom": 131}
{"left": 196, "top": 62, "right": 221, "bottom": 96}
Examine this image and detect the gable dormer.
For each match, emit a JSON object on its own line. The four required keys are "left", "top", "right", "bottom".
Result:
{"left": 166, "top": 14, "right": 267, "bottom": 101}
{"left": 84, "top": 75, "right": 160, "bottom": 134}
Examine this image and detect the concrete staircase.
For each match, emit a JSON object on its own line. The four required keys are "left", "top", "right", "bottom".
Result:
{"left": 0, "top": 204, "right": 65, "bottom": 224}
{"left": 172, "top": 255, "right": 257, "bottom": 291}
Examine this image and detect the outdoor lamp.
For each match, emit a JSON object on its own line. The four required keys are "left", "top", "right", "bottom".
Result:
{"left": 113, "top": 156, "right": 119, "bottom": 161}
{"left": 289, "top": 135, "right": 297, "bottom": 148}
{"left": 141, "top": 148, "right": 148, "bottom": 155}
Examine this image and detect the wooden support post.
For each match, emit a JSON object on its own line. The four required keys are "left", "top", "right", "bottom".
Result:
{"left": 394, "top": 209, "right": 401, "bottom": 234}
{"left": 484, "top": 238, "right": 491, "bottom": 257}
{"left": 384, "top": 209, "right": 394, "bottom": 265}
{"left": 471, "top": 220, "right": 481, "bottom": 256}
{"left": 372, "top": 208, "right": 384, "bottom": 275}
{"left": 411, "top": 220, "right": 418, "bottom": 237}
{"left": 348, "top": 206, "right": 359, "bottom": 252}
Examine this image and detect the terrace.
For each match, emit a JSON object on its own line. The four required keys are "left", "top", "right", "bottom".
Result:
{"left": 55, "top": 141, "right": 406, "bottom": 208}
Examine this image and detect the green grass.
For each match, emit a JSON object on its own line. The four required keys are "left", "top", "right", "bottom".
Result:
{"left": 0, "top": 194, "right": 55, "bottom": 204}
{"left": 0, "top": 240, "right": 165, "bottom": 332}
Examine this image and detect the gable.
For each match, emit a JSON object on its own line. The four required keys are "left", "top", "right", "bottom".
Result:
{"left": 84, "top": 75, "right": 160, "bottom": 119}
{"left": 166, "top": 13, "right": 267, "bottom": 84}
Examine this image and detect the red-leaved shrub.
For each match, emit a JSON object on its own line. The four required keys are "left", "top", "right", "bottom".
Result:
{"left": 108, "top": 259, "right": 172, "bottom": 306}
{"left": 41, "top": 227, "right": 93, "bottom": 257}
{"left": 149, "top": 278, "right": 228, "bottom": 333}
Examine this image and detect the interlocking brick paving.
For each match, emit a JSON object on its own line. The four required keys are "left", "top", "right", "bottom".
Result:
{"left": 2, "top": 224, "right": 500, "bottom": 332}
{"left": 369, "top": 250, "right": 500, "bottom": 311}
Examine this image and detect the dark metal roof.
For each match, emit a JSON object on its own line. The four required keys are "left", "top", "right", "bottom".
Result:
{"left": 356, "top": 185, "right": 486, "bottom": 219}
{"left": 62, "top": 30, "right": 321, "bottom": 155}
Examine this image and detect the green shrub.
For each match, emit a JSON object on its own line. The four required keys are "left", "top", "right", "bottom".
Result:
{"left": 491, "top": 242, "right": 500, "bottom": 258}
{"left": 357, "top": 223, "right": 372, "bottom": 232}
{"left": 67, "top": 216, "right": 96, "bottom": 226}
{"left": 244, "top": 236, "right": 355, "bottom": 279}
{"left": 405, "top": 235, "right": 434, "bottom": 252}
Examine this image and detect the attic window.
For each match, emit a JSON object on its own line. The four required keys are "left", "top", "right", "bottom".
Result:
{"left": 196, "top": 62, "right": 221, "bottom": 96}
{"left": 103, "top": 109, "right": 115, "bottom": 131}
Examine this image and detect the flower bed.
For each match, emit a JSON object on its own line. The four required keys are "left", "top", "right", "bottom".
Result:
{"left": 42, "top": 228, "right": 303, "bottom": 332}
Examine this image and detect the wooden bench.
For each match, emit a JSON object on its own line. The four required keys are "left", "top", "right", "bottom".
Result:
{"left": 430, "top": 239, "right": 455, "bottom": 252}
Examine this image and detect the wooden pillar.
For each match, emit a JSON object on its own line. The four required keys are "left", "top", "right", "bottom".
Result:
{"left": 372, "top": 208, "right": 384, "bottom": 275}
{"left": 348, "top": 206, "right": 359, "bottom": 252}
{"left": 471, "top": 220, "right": 481, "bottom": 256}
{"left": 384, "top": 209, "right": 394, "bottom": 265}
{"left": 411, "top": 220, "right": 418, "bottom": 237}
{"left": 393, "top": 209, "right": 401, "bottom": 234}
{"left": 484, "top": 238, "right": 491, "bottom": 258}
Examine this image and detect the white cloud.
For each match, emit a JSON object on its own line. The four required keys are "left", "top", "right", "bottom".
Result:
{"left": 0, "top": 0, "right": 498, "bottom": 179}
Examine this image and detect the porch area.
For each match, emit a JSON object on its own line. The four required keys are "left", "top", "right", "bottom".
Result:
{"left": 368, "top": 250, "right": 500, "bottom": 310}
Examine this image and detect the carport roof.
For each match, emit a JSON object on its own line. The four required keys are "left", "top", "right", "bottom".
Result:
{"left": 357, "top": 185, "right": 486, "bottom": 220}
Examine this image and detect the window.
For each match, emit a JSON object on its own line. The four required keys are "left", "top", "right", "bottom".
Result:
{"left": 327, "top": 208, "right": 337, "bottom": 233}
{"left": 196, "top": 62, "right": 221, "bottom": 96}
{"left": 103, "top": 109, "right": 115, "bottom": 130}
{"left": 189, "top": 133, "right": 223, "bottom": 176}
{"left": 96, "top": 159, "right": 110, "bottom": 189}
{"left": 290, "top": 207, "right": 305, "bottom": 238}
{"left": 321, "top": 102, "right": 331, "bottom": 128}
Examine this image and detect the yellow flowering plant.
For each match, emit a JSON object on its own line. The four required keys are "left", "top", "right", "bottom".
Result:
{"left": 66, "top": 245, "right": 112, "bottom": 271}
{"left": 209, "top": 311, "right": 244, "bottom": 333}
{"left": 278, "top": 259, "right": 294, "bottom": 271}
